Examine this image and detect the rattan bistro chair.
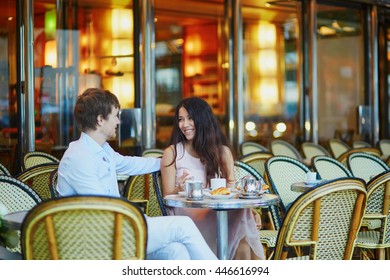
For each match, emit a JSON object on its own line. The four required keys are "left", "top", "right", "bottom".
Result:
{"left": 312, "top": 155, "right": 353, "bottom": 180}
{"left": 347, "top": 152, "right": 389, "bottom": 183}
{"left": 355, "top": 171, "right": 390, "bottom": 260}
{"left": 22, "top": 151, "right": 59, "bottom": 171}
{"left": 239, "top": 152, "right": 273, "bottom": 178}
{"left": 240, "top": 141, "right": 269, "bottom": 156}
{"left": 0, "top": 162, "right": 11, "bottom": 176}
{"left": 15, "top": 162, "right": 59, "bottom": 201}
{"left": 301, "top": 142, "right": 331, "bottom": 163}
{"left": 378, "top": 139, "right": 390, "bottom": 158}
{"left": 270, "top": 139, "right": 303, "bottom": 162}
{"left": 273, "top": 178, "right": 367, "bottom": 260}
{"left": 123, "top": 171, "right": 164, "bottom": 217}
{"left": 328, "top": 138, "right": 350, "bottom": 159}
{"left": 21, "top": 196, "right": 147, "bottom": 260}
{"left": 0, "top": 175, "right": 42, "bottom": 253}
{"left": 141, "top": 148, "right": 163, "bottom": 158}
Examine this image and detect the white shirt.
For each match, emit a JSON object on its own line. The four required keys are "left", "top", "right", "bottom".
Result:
{"left": 57, "top": 132, "right": 161, "bottom": 197}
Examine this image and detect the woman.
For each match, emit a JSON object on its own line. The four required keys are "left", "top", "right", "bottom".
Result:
{"left": 161, "top": 97, "right": 264, "bottom": 260}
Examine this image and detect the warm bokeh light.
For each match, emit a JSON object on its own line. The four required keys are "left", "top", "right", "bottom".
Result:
{"left": 112, "top": 9, "right": 133, "bottom": 38}
{"left": 45, "top": 40, "right": 57, "bottom": 67}
{"left": 245, "top": 121, "right": 256, "bottom": 131}
{"left": 276, "top": 122, "right": 287, "bottom": 133}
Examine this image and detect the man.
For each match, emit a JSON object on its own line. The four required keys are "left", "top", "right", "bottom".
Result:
{"left": 57, "top": 88, "right": 217, "bottom": 260}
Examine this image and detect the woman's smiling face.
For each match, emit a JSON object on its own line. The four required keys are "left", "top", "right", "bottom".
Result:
{"left": 178, "top": 107, "right": 196, "bottom": 142}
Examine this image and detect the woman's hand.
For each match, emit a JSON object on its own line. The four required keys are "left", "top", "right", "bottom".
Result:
{"left": 176, "top": 170, "right": 193, "bottom": 191}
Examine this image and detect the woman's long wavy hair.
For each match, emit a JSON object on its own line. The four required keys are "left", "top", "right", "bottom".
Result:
{"left": 168, "top": 97, "right": 234, "bottom": 183}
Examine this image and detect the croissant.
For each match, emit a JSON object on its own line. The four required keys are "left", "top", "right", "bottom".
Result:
{"left": 210, "top": 187, "right": 231, "bottom": 195}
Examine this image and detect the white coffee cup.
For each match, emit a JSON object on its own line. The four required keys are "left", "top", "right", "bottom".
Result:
{"left": 210, "top": 178, "right": 226, "bottom": 190}
{"left": 306, "top": 171, "right": 317, "bottom": 182}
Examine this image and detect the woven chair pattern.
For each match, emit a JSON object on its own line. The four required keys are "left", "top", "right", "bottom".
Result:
{"left": 337, "top": 147, "right": 382, "bottom": 167}
{"left": 239, "top": 152, "right": 273, "bottom": 178}
{"left": 352, "top": 141, "right": 372, "bottom": 149}
{"left": 141, "top": 149, "right": 163, "bottom": 158}
{"left": 0, "top": 162, "right": 11, "bottom": 176}
{"left": 328, "top": 138, "right": 350, "bottom": 159}
{"left": 347, "top": 152, "right": 389, "bottom": 182}
{"left": 16, "top": 163, "right": 59, "bottom": 200}
{"left": 22, "top": 151, "right": 59, "bottom": 170}
{"left": 240, "top": 141, "right": 269, "bottom": 156}
{"left": 152, "top": 171, "right": 168, "bottom": 216}
{"left": 378, "top": 139, "right": 390, "bottom": 157}
{"left": 355, "top": 171, "right": 390, "bottom": 259}
{"left": 273, "top": 178, "right": 367, "bottom": 260}
{"left": 301, "top": 142, "right": 331, "bottom": 161}
{"left": 0, "top": 175, "right": 42, "bottom": 253}
{"left": 21, "top": 196, "right": 147, "bottom": 259}
{"left": 270, "top": 140, "right": 302, "bottom": 161}
{"left": 49, "top": 169, "right": 60, "bottom": 198}
{"left": 265, "top": 156, "right": 310, "bottom": 213}
{"left": 312, "top": 155, "right": 352, "bottom": 180}
{"left": 124, "top": 172, "right": 162, "bottom": 217}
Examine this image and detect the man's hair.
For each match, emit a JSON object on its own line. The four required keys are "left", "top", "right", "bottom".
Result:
{"left": 74, "top": 88, "right": 120, "bottom": 132}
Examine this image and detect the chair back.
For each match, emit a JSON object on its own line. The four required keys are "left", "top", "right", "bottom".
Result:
{"left": 240, "top": 141, "right": 269, "bottom": 156}
{"left": 301, "top": 142, "right": 331, "bottom": 162}
{"left": 15, "top": 163, "right": 59, "bottom": 200}
{"left": 123, "top": 171, "right": 163, "bottom": 217}
{"left": 238, "top": 151, "right": 273, "bottom": 177}
{"left": 337, "top": 147, "right": 382, "bottom": 167}
{"left": 347, "top": 152, "right": 390, "bottom": 182}
{"left": 0, "top": 175, "right": 42, "bottom": 253}
{"left": 152, "top": 171, "right": 168, "bottom": 216}
{"left": 353, "top": 140, "right": 372, "bottom": 149}
{"left": 270, "top": 140, "right": 302, "bottom": 161}
{"left": 355, "top": 171, "right": 390, "bottom": 254}
{"left": 49, "top": 168, "right": 60, "bottom": 198}
{"left": 328, "top": 138, "right": 350, "bottom": 158}
{"left": 273, "top": 178, "right": 367, "bottom": 260}
{"left": 21, "top": 196, "right": 147, "bottom": 260}
{"left": 141, "top": 148, "right": 163, "bottom": 158}
{"left": 312, "top": 155, "right": 353, "bottom": 180}
{"left": 22, "top": 151, "right": 59, "bottom": 171}
{"left": 378, "top": 139, "right": 390, "bottom": 158}
{"left": 0, "top": 162, "right": 11, "bottom": 176}
{"left": 265, "top": 156, "right": 310, "bottom": 214}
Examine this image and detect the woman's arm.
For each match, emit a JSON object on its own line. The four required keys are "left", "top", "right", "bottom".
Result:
{"left": 161, "top": 146, "right": 178, "bottom": 196}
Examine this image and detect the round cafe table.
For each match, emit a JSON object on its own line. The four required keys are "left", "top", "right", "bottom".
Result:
{"left": 291, "top": 180, "right": 325, "bottom": 192}
{"left": 163, "top": 193, "right": 280, "bottom": 260}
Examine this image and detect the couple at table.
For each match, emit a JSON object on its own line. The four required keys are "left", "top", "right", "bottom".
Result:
{"left": 57, "top": 88, "right": 263, "bottom": 260}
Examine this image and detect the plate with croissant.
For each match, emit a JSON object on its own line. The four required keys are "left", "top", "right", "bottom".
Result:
{"left": 206, "top": 187, "right": 236, "bottom": 200}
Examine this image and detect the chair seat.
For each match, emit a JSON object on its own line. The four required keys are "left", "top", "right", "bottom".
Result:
{"left": 361, "top": 218, "right": 382, "bottom": 230}
{"left": 258, "top": 229, "right": 278, "bottom": 247}
{"left": 356, "top": 231, "right": 386, "bottom": 248}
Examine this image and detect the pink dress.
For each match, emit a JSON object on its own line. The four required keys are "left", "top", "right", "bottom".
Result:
{"left": 170, "top": 142, "right": 264, "bottom": 260}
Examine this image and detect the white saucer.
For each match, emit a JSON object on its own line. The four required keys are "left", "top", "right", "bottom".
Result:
{"left": 303, "top": 179, "right": 323, "bottom": 185}
{"left": 205, "top": 193, "right": 235, "bottom": 200}
{"left": 238, "top": 194, "right": 262, "bottom": 199}
{"left": 178, "top": 191, "right": 187, "bottom": 197}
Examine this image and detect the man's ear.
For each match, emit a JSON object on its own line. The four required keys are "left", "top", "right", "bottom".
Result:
{"left": 97, "top": 114, "right": 104, "bottom": 125}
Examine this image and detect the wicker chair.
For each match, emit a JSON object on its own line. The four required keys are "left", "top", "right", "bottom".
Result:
{"left": 21, "top": 195, "right": 147, "bottom": 260}
{"left": 312, "top": 155, "right": 353, "bottom": 180}
{"left": 337, "top": 147, "right": 382, "bottom": 167}
{"left": 273, "top": 178, "right": 367, "bottom": 260}
{"left": 265, "top": 156, "right": 310, "bottom": 214}
{"left": 22, "top": 151, "right": 59, "bottom": 171}
{"left": 141, "top": 148, "right": 163, "bottom": 158}
{"left": 238, "top": 151, "right": 273, "bottom": 178}
{"left": 347, "top": 152, "right": 389, "bottom": 183}
{"left": 0, "top": 175, "right": 42, "bottom": 253}
{"left": 49, "top": 168, "right": 60, "bottom": 198}
{"left": 270, "top": 139, "right": 303, "bottom": 162}
{"left": 240, "top": 141, "right": 269, "bottom": 156}
{"left": 0, "top": 162, "right": 11, "bottom": 176}
{"left": 15, "top": 162, "right": 59, "bottom": 201}
{"left": 328, "top": 138, "right": 350, "bottom": 159}
{"left": 353, "top": 140, "right": 372, "bottom": 149}
{"left": 378, "top": 139, "right": 390, "bottom": 158}
{"left": 355, "top": 171, "right": 390, "bottom": 260}
{"left": 123, "top": 171, "right": 163, "bottom": 217}
{"left": 301, "top": 142, "right": 331, "bottom": 163}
